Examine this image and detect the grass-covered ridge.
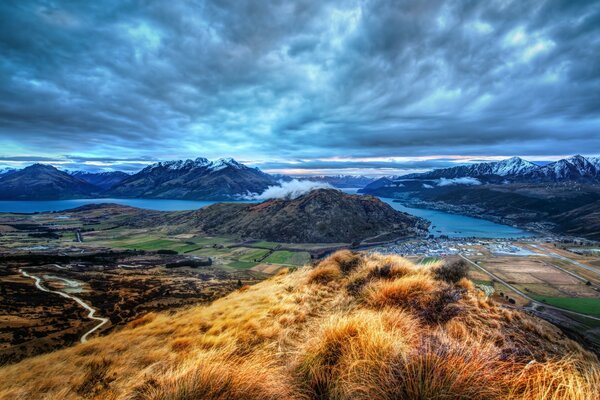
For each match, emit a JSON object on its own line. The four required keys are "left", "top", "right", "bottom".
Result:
{"left": 0, "top": 251, "right": 598, "bottom": 399}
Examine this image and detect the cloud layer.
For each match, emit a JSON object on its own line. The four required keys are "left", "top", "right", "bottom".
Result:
{"left": 1, "top": 1, "right": 599, "bottom": 172}
{"left": 437, "top": 177, "right": 482, "bottom": 186}
{"left": 247, "top": 179, "right": 332, "bottom": 200}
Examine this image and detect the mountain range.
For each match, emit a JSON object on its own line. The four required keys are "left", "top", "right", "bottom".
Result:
{"left": 395, "top": 155, "right": 600, "bottom": 183}
{"left": 0, "top": 158, "right": 279, "bottom": 201}
{"left": 0, "top": 164, "right": 100, "bottom": 200}
{"left": 360, "top": 155, "right": 600, "bottom": 240}
{"left": 69, "top": 170, "right": 130, "bottom": 190}
{"left": 108, "top": 157, "right": 278, "bottom": 200}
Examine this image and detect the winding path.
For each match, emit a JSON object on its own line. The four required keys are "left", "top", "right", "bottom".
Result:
{"left": 18, "top": 268, "right": 109, "bottom": 343}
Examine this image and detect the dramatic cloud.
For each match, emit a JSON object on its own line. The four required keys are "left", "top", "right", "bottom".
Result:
{"left": 247, "top": 179, "right": 333, "bottom": 200}
{"left": 0, "top": 1, "right": 599, "bottom": 174}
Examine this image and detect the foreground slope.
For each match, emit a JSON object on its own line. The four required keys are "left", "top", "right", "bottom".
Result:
{"left": 1, "top": 252, "right": 598, "bottom": 399}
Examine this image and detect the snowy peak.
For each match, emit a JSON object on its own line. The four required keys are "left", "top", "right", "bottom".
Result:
{"left": 208, "top": 157, "right": 245, "bottom": 171}
{"left": 534, "top": 155, "right": 598, "bottom": 180}
{"left": 490, "top": 157, "right": 537, "bottom": 176}
{"left": 143, "top": 157, "right": 246, "bottom": 173}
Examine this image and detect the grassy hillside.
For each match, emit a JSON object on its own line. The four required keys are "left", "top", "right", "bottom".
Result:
{"left": 0, "top": 251, "right": 599, "bottom": 399}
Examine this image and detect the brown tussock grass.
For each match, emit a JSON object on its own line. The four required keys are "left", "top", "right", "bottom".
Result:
{"left": 0, "top": 251, "right": 598, "bottom": 400}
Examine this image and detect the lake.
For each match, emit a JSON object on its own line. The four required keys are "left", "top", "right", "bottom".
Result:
{"left": 341, "top": 188, "right": 534, "bottom": 239}
{"left": 0, "top": 194, "right": 534, "bottom": 239}
{"left": 0, "top": 198, "right": 252, "bottom": 213}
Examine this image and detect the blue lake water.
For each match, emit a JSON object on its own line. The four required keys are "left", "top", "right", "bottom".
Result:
{"left": 0, "top": 198, "right": 254, "bottom": 213}
{"left": 341, "top": 188, "right": 534, "bottom": 239}
{"left": 379, "top": 198, "right": 534, "bottom": 239}
{"left": 0, "top": 194, "right": 534, "bottom": 239}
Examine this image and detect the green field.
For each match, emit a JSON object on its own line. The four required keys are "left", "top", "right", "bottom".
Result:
{"left": 251, "top": 241, "right": 280, "bottom": 249}
{"left": 237, "top": 248, "right": 271, "bottom": 262}
{"left": 264, "top": 250, "right": 311, "bottom": 266}
{"left": 226, "top": 261, "right": 258, "bottom": 270}
{"left": 420, "top": 256, "right": 440, "bottom": 265}
{"left": 530, "top": 295, "right": 600, "bottom": 316}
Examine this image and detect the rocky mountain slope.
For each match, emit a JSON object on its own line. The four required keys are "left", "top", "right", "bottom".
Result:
{"left": 108, "top": 158, "right": 278, "bottom": 200}
{"left": 0, "top": 164, "right": 99, "bottom": 200}
{"left": 69, "top": 171, "right": 129, "bottom": 190}
{"left": 0, "top": 252, "right": 597, "bottom": 399}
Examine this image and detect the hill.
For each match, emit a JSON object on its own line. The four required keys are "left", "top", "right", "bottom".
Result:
{"left": 0, "top": 251, "right": 598, "bottom": 399}
{"left": 141, "top": 189, "right": 428, "bottom": 243}
{"left": 108, "top": 157, "right": 278, "bottom": 200}
{"left": 0, "top": 164, "right": 99, "bottom": 200}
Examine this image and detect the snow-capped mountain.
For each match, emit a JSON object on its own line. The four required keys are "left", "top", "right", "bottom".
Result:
{"left": 141, "top": 157, "right": 246, "bottom": 173}
{"left": 526, "top": 155, "right": 599, "bottom": 181}
{"left": 69, "top": 170, "right": 130, "bottom": 190}
{"left": 401, "top": 156, "right": 539, "bottom": 181}
{"left": 489, "top": 157, "right": 538, "bottom": 176}
{"left": 397, "top": 155, "right": 600, "bottom": 184}
{"left": 108, "top": 157, "right": 278, "bottom": 200}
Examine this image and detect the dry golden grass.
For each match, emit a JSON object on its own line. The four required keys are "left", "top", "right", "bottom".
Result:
{"left": 0, "top": 251, "right": 598, "bottom": 400}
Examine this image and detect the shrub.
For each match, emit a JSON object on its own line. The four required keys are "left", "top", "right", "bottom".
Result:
{"left": 434, "top": 259, "right": 469, "bottom": 283}
{"left": 133, "top": 353, "right": 297, "bottom": 400}
{"left": 329, "top": 250, "right": 363, "bottom": 274}
{"left": 308, "top": 263, "right": 341, "bottom": 284}
{"left": 367, "top": 275, "right": 437, "bottom": 309}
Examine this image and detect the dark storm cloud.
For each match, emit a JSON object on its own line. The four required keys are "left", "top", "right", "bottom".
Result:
{"left": 0, "top": 0, "right": 599, "bottom": 168}
{"left": 257, "top": 158, "right": 462, "bottom": 171}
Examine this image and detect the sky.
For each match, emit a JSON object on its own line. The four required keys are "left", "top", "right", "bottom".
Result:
{"left": 1, "top": 0, "right": 599, "bottom": 176}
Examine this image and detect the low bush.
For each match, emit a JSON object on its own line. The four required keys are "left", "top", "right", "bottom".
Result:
{"left": 434, "top": 258, "right": 469, "bottom": 283}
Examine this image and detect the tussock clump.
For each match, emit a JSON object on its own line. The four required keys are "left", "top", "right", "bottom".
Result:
{"left": 328, "top": 250, "right": 363, "bottom": 274}
{"left": 296, "top": 309, "right": 418, "bottom": 399}
{"left": 366, "top": 274, "right": 437, "bottom": 309}
{"left": 133, "top": 351, "right": 299, "bottom": 400}
{"left": 307, "top": 262, "right": 341, "bottom": 284}
{"left": 127, "top": 312, "right": 157, "bottom": 329}
{"left": 434, "top": 258, "right": 469, "bottom": 283}
{"left": 308, "top": 250, "right": 363, "bottom": 285}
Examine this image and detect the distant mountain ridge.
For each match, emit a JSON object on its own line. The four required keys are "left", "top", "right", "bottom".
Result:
{"left": 0, "top": 164, "right": 99, "bottom": 200}
{"left": 364, "top": 155, "right": 600, "bottom": 189}
{"left": 358, "top": 154, "right": 600, "bottom": 240}
{"left": 69, "top": 170, "right": 129, "bottom": 190}
{"left": 298, "top": 175, "right": 376, "bottom": 188}
{"left": 107, "top": 157, "right": 278, "bottom": 200}
{"left": 0, "top": 158, "right": 279, "bottom": 200}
